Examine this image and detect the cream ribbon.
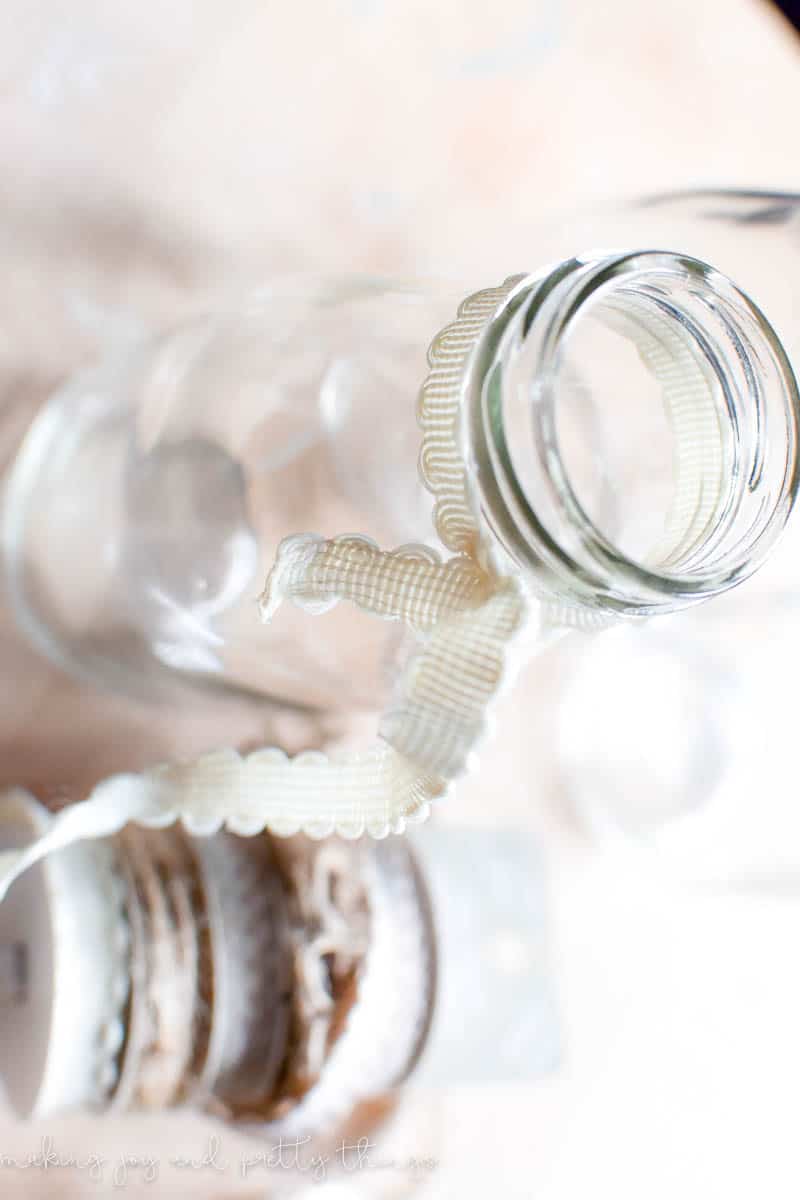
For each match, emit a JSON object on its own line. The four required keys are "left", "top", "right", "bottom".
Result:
{"left": 0, "top": 276, "right": 536, "bottom": 899}
{"left": 0, "top": 266, "right": 727, "bottom": 896}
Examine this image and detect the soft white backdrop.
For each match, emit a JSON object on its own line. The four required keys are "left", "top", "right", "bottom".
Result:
{"left": 0, "top": 2, "right": 799, "bottom": 1197}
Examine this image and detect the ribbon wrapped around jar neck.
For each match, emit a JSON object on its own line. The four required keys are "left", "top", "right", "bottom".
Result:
{"left": 0, "top": 268, "right": 726, "bottom": 893}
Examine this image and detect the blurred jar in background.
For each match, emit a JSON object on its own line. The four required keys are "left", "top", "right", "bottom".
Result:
{"left": 556, "top": 538, "right": 800, "bottom": 887}
{"left": 2, "top": 191, "right": 800, "bottom": 714}
{"left": 542, "top": 192, "right": 800, "bottom": 884}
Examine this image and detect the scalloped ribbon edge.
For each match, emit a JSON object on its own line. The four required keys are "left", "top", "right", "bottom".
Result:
{"left": 417, "top": 273, "right": 524, "bottom": 557}
{"left": 0, "top": 277, "right": 534, "bottom": 899}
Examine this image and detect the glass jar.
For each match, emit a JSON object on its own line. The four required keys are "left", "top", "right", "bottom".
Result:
{"left": 3, "top": 280, "right": 455, "bottom": 710}
{"left": 3, "top": 191, "right": 800, "bottom": 713}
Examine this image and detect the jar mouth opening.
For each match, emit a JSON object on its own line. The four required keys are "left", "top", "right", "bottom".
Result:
{"left": 472, "top": 251, "right": 800, "bottom": 613}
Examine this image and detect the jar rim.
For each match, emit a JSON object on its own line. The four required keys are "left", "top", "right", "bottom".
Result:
{"left": 465, "top": 250, "right": 800, "bottom": 613}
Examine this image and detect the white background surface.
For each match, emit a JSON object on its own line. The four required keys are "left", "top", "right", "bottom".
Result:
{"left": 0, "top": 2, "right": 799, "bottom": 1196}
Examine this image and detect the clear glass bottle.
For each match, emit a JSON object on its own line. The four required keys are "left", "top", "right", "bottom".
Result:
{"left": 3, "top": 192, "right": 800, "bottom": 712}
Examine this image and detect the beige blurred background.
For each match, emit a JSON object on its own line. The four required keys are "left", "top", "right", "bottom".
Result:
{"left": 0, "top": 1, "right": 798, "bottom": 1197}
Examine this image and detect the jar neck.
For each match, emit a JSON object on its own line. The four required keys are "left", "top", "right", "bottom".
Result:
{"left": 465, "top": 251, "right": 800, "bottom": 616}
